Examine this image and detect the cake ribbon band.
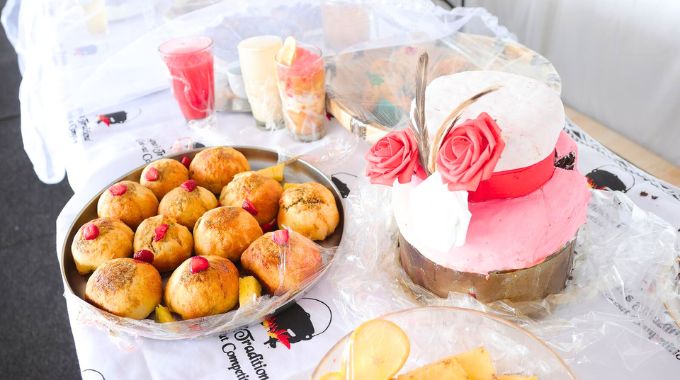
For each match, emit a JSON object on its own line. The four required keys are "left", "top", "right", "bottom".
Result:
{"left": 468, "top": 150, "right": 556, "bottom": 202}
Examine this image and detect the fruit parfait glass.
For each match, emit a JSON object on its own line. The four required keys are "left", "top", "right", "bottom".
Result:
{"left": 275, "top": 38, "right": 327, "bottom": 142}
{"left": 159, "top": 36, "right": 216, "bottom": 130}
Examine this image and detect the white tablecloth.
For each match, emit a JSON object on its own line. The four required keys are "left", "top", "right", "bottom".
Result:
{"left": 56, "top": 88, "right": 680, "bottom": 380}
{"left": 7, "top": 1, "right": 678, "bottom": 378}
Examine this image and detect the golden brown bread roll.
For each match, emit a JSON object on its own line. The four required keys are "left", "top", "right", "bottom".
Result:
{"left": 71, "top": 217, "right": 134, "bottom": 275}
{"left": 164, "top": 255, "right": 239, "bottom": 319}
{"left": 85, "top": 258, "right": 162, "bottom": 320}
{"left": 133, "top": 214, "right": 193, "bottom": 272}
{"left": 277, "top": 182, "right": 340, "bottom": 240}
{"left": 189, "top": 147, "right": 250, "bottom": 193}
{"left": 140, "top": 158, "right": 190, "bottom": 199}
{"left": 158, "top": 180, "right": 218, "bottom": 230}
{"left": 193, "top": 206, "right": 262, "bottom": 261}
{"left": 219, "top": 171, "right": 283, "bottom": 225}
{"left": 97, "top": 180, "right": 159, "bottom": 229}
{"left": 241, "top": 230, "right": 322, "bottom": 294}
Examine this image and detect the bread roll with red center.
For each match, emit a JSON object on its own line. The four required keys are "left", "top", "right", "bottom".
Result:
{"left": 158, "top": 180, "right": 218, "bottom": 229}
{"left": 140, "top": 158, "right": 189, "bottom": 199}
{"left": 71, "top": 217, "right": 134, "bottom": 275}
{"left": 85, "top": 258, "right": 162, "bottom": 320}
{"left": 277, "top": 182, "right": 339, "bottom": 240}
{"left": 193, "top": 206, "right": 263, "bottom": 261}
{"left": 133, "top": 214, "right": 193, "bottom": 272}
{"left": 241, "top": 230, "right": 323, "bottom": 294}
{"left": 164, "top": 255, "right": 239, "bottom": 319}
{"left": 189, "top": 147, "right": 250, "bottom": 193}
{"left": 219, "top": 171, "right": 283, "bottom": 225}
{"left": 97, "top": 180, "right": 159, "bottom": 229}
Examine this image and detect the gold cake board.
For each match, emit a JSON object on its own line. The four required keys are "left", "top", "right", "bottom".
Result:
{"left": 399, "top": 234, "right": 575, "bottom": 303}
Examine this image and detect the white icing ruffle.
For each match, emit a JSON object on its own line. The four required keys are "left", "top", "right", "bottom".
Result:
{"left": 392, "top": 172, "right": 471, "bottom": 252}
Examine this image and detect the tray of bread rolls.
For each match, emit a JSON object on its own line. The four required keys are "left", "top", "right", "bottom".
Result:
{"left": 60, "top": 146, "right": 344, "bottom": 340}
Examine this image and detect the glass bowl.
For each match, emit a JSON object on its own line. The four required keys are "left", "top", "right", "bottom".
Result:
{"left": 312, "top": 306, "right": 575, "bottom": 379}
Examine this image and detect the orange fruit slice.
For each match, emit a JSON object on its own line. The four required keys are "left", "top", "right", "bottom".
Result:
{"left": 453, "top": 347, "right": 495, "bottom": 380}
{"left": 319, "top": 371, "right": 343, "bottom": 380}
{"left": 277, "top": 36, "right": 297, "bottom": 66}
{"left": 347, "top": 319, "right": 410, "bottom": 379}
{"left": 256, "top": 163, "right": 285, "bottom": 181}
{"left": 396, "top": 356, "right": 468, "bottom": 379}
{"left": 238, "top": 276, "right": 262, "bottom": 307}
{"left": 154, "top": 305, "right": 175, "bottom": 323}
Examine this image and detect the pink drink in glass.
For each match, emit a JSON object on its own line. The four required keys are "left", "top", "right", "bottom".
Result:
{"left": 159, "top": 37, "right": 215, "bottom": 128}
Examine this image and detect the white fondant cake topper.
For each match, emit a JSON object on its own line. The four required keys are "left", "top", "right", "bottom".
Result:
{"left": 425, "top": 71, "right": 564, "bottom": 172}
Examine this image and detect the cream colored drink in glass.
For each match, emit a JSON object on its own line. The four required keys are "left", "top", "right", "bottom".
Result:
{"left": 275, "top": 38, "right": 326, "bottom": 141}
{"left": 81, "top": 0, "right": 108, "bottom": 35}
{"left": 237, "top": 36, "right": 284, "bottom": 130}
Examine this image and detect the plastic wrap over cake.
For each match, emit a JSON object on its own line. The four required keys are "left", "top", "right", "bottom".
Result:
{"left": 373, "top": 69, "right": 591, "bottom": 303}
{"left": 328, "top": 184, "right": 680, "bottom": 370}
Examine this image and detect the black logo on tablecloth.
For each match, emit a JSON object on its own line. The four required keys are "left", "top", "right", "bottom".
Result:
{"left": 331, "top": 172, "right": 357, "bottom": 198}
{"left": 97, "top": 111, "right": 127, "bottom": 127}
{"left": 96, "top": 108, "right": 142, "bottom": 127}
{"left": 586, "top": 165, "right": 635, "bottom": 192}
{"left": 69, "top": 108, "right": 143, "bottom": 142}
{"left": 262, "top": 298, "right": 332, "bottom": 349}
{"left": 82, "top": 369, "right": 105, "bottom": 380}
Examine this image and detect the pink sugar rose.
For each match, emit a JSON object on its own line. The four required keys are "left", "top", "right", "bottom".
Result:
{"left": 365, "top": 129, "right": 426, "bottom": 186}
{"left": 437, "top": 112, "right": 505, "bottom": 191}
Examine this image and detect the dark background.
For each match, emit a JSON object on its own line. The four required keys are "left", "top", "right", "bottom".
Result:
{"left": 0, "top": 0, "right": 80, "bottom": 378}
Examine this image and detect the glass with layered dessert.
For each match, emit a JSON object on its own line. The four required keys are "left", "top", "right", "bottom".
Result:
{"left": 275, "top": 38, "right": 327, "bottom": 142}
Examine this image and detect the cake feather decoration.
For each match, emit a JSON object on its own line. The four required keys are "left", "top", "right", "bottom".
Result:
{"left": 427, "top": 86, "right": 501, "bottom": 173}
{"left": 412, "top": 52, "right": 431, "bottom": 175}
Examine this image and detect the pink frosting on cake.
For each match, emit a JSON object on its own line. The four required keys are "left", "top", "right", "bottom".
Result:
{"left": 414, "top": 131, "right": 591, "bottom": 274}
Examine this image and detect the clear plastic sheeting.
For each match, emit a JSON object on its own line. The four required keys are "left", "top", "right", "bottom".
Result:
{"left": 329, "top": 184, "right": 680, "bottom": 372}
{"left": 1, "top": 0, "right": 512, "bottom": 184}
{"left": 326, "top": 32, "right": 560, "bottom": 140}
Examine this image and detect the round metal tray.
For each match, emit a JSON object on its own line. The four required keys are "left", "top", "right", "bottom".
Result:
{"left": 60, "top": 146, "right": 345, "bottom": 340}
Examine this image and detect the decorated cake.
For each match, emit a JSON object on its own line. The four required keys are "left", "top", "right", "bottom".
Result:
{"left": 365, "top": 70, "right": 591, "bottom": 302}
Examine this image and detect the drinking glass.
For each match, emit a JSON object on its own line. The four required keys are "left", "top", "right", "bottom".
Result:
{"left": 275, "top": 43, "right": 326, "bottom": 142}
{"left": 159, "top": 36, "right": 215, "bottom": 129}
{"left": 237, "top": 36, "right": 284, "bottom": 130}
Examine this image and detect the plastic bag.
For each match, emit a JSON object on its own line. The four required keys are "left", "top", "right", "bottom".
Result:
{"left": 66, "top": 228, "right": 338, "bottom": 340}
{"left": 327, "top": 182, "right": 680, "bottom": 370}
